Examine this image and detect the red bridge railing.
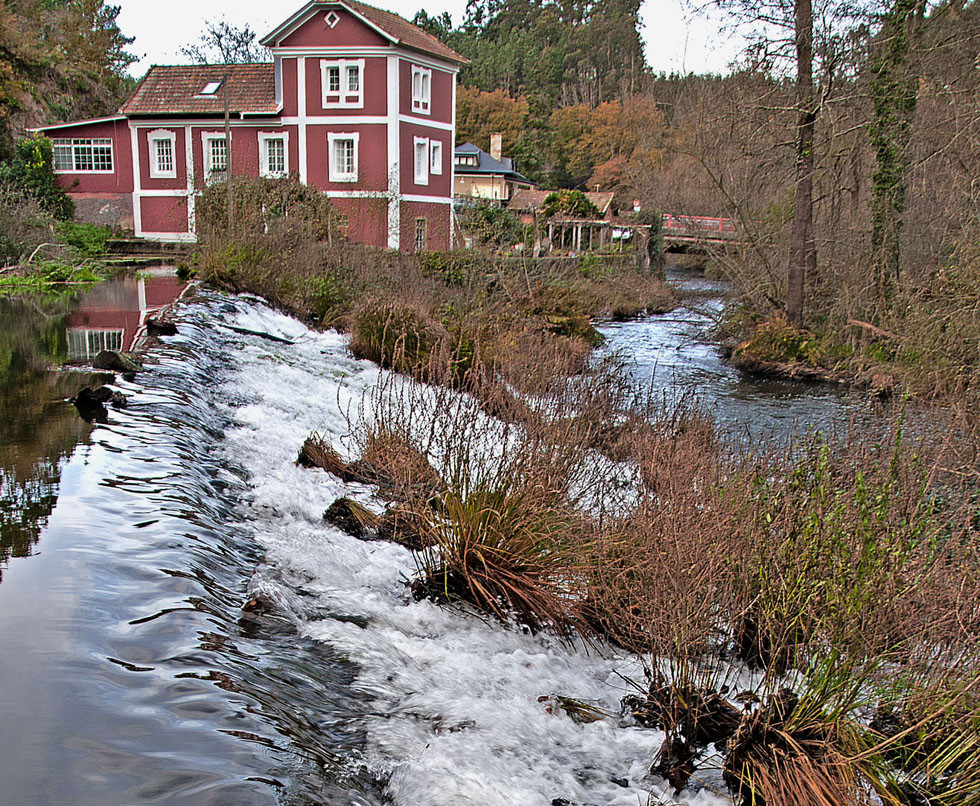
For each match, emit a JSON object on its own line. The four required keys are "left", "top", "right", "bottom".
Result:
{"left": 662, "top": 213, "right": 736, "bottom": 237}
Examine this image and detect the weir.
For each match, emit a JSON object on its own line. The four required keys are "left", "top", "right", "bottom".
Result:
{"left": 0, "top": 269, "right": 862, "bottom": 805}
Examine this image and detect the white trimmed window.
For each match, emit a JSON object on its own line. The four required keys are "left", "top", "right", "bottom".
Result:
{"left": 413, "top": 137, "right": 429, "bottom": 185}
{"left": 258, "top": 133, "right": 288, "bottom": 177}
{"left": 415, "top": 217, "right": 427, "bottom": 251}
{"left": 67, "top": 328, "right": 124, "bottom": 360}
{"left": 411, "top": 65, "right": 431, "bottom": 114}
{"left": 328, "top": 133, "right": 358, "bottom": 182}
{"left": 320, "top": 59, "right": 364, "bottom": 108}
{"left": 148, "top": 130, "right": 176, "bottom": 179}
{"left": 202, "top": 133, "right": 229, "bottom": 184}
{"left": 52, "top": 138, "right": 113, "bottom": 173}
{"left": 430, "top": 140, "right": 443, "bottom": 175}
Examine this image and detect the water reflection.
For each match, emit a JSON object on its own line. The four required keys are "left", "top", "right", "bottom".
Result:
{"left": 0, "top": 271, "right": 188, "bottom": 581}
{"left": 66, "top": 270, "right": 188, "bottom": 361}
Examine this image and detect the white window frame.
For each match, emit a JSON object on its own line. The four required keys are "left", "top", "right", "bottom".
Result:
{"left": 411, "top": 65, "right": 431, "bottom": 115}
{"left": 415, "top": 217, "right": 427, "bottom": 251}
{"left": 320, "top": 59, "right": 364, "bottom": 108}
{"left": 202, "top": 132, "right": 230, "bottom": 184}
{"left": 328, "top": 132, "right": 359, "bottom": 183}
{"left": 258, "top": 132, "right": 289, "bottom": 178}
{"left": 67, "top": 328, "right": 124, "bottom": 360}
{"left": 51, "top": 138, "right": 114, "bottom": 174}
{"left": 148, "top": 129, "right": 177, "bottom": 179}
{"left": 430, "top": 140, "right": 443, "bottom": 175}
{"left": 413, "top": 137, "right": 429, "bottom": 186}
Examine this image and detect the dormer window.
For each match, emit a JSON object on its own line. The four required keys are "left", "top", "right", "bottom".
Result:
{"left": 455, "top": 154, "right": 478, "bottom": 168}
{"left": 320, "top": 59, "right": 364, "bottom": 108}
{"left": 411, "top": 65, "right": 431, "bottom": 114}
{"left": 198, "top": 80, "right": 223, "bottom": 96}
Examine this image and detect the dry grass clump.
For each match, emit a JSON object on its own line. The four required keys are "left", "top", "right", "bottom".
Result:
{"left": 348, "top": 299, "right": 451, "bottom": 375}
{"left": 411, "top": 484, "right": 590, "bottom": 636}
{"left": 296, "top": 432, "right": 362, "bottom": 482}
{"left": 348, "top": 337, "right": 632, "bottom": 635}
{"left": 323, "top": 497, "right": 379, "bottom": 538}
{"left": 360, "top": 427, "right": 446, "bottom": 504}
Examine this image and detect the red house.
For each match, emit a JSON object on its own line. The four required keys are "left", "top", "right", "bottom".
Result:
{"left": 32, "top": 0, "right": 465, "bottom": 252}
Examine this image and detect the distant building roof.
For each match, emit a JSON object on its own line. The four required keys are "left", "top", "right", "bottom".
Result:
{"left": 119, "top": 64, "right": 277, "bottom": 116}
{"left": 454, "top": 142, "right": 532, "bottom": 184}
{"left": 509, "top": 188, "right": 615, "bottom": 217}
{"left": 261, "top": 0, "right": 468, "bottom": 65}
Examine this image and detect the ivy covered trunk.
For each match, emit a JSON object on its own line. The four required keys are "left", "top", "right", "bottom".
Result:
{"left": 869, "top": 0, "right": 922, "bottom": 317}
{"left": 786, "top": 0, "right": 816, "bottom": 328}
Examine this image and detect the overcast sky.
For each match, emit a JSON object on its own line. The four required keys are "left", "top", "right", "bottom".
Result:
{"left": 116, "top": 0, "right": 744, "bottom": 77}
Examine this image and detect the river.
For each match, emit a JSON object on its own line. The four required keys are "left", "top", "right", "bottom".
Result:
{"left": 0, "top": 265, "right": 862, "bottom": 805}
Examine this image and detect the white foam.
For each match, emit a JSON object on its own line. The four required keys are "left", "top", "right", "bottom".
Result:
{"left": 211, "top": 297, "right": 734, "bottom": 806}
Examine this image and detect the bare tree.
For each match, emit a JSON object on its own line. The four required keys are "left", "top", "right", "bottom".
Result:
{"left": 180, "top": 20, "right": 271, "bottom": 64}
{"left": 702, "top": 0, "right": 867, "bottom": 325}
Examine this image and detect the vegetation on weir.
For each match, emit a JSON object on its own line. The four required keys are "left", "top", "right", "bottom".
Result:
{"left": 294, "top": 315, "right": 980, "bottom": 805}
{"left": 192, "top": 175, "right": 676, "bottom": 384}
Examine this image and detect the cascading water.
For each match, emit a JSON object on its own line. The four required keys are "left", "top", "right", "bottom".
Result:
{"left": 2, "top": 269, "right": 865, "bottom": 805}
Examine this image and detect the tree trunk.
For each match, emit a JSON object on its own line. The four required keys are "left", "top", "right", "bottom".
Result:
{"left": 786, "top": 0, "right": 815, "bottom": 327}
{"left": 869, "top": 0, "right": 921, "bottom": 317}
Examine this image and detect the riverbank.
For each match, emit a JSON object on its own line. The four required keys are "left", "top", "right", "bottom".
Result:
{"left": 717, "top": 250, "right": 980, "bottom": 409}
{"left": 3, "top": 263, "right": 979, "bottom": 804}
{"left": 229, "top": 293, "right": 980, "bottom": 806}
{"left": 192, "top": 230, "right": 980, "bottom": 803}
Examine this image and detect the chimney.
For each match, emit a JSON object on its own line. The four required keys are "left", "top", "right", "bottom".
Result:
{"left": 490, "top": 133, "right": 503, "bottom": 162}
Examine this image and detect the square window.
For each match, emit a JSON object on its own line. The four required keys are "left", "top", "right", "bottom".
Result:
{"left": 92, "top": 140, "right": 113, "bottom": 171}
{"left": 321, "top": 59, "right": 364, "bottom": 108}
{"left": 53, "top": 140, "right": 73, "bottom": 171}
{"left": 324, "top": 10, "right": 340, "bottom": 27}
{"left": 328, "top": 133, "right": 358, "bottom": 182}
{"left": 260, "top": 133, "right": 288, "bottom": 177}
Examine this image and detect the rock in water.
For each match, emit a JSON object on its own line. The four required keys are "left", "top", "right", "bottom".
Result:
{"left": 323, "top": 497, "right": 379, "bottom": 538}
{"left": 146, "top": 318, "right": 178, "bottom": 337}
{"left": 70, "top": 386, "right": 110, "bottom": 423}
{"left": 93, "top": 350, "right": 143, "bottom": 373}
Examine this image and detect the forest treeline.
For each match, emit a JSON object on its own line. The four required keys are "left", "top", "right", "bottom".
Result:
{"left": 0, "top": 0, "right": 134, "bottom": 158}
{"left": 437, "top": 0, "right": 980, "bottom": 395}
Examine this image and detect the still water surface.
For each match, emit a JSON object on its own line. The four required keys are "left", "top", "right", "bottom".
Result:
{"left": 0, "top": 266, "right": 858, "bottom": 805}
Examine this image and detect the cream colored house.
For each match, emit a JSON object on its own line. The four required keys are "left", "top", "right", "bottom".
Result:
{"left": 454, "top": 135, "right": 533, "bottom": 203}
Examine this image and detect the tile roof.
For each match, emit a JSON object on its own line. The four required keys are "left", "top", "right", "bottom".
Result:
{"left": 341, "top": 0, "right": 467, "bottom": 65}
{"left": 454, "top": 143, "right": 531, "bottom": 183}
{"left": 509, "top": 189, "right": 615, "bottom": 216}
{"left": 119, "top": 64, "right": 277, "bottom": 116}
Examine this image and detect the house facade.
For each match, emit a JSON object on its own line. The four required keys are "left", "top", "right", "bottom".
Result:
{"left": 453, "top": 136, "right": 533, "bottom": 203}
{"left": 33, "top": 0, "right": 465, "bottom": 252}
